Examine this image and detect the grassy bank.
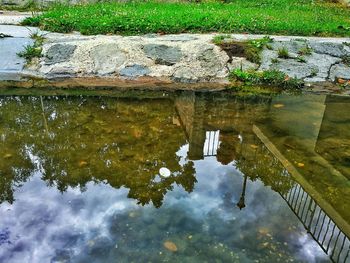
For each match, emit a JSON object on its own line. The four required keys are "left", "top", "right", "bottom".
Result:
{"left": 22, "top": 0, "right": 350, "bottom": 36}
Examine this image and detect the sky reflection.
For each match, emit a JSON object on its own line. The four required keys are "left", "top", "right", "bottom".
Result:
{"left": 0, "top": 144, "right": 328, "bottom": 263}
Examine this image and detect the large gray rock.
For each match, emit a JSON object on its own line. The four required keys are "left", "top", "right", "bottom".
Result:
{"left": 143, "top": 44, "right": 182, "bottom": 66}
{"left": 119, "top": 64, "right": 150, "bottom": 78}
{"left": 45, "top": 44, "right": 76, "bottom": 65}
{"left": 197, "top": 46, "right": 227, "bottom": 76}
{"left": 271, "top": 40, "right": 310, "bottom": 55}
{"left": 329, "top": 63, "right": 350, "bottom": 81}
{"left": 91, "top": 43, "right": 127, "bottom": 75}
{"left": 270, "top": 59, "right": 317, "bottom": 79}
{"left": 309, "top": 42, "right": 349, "bottom": 57}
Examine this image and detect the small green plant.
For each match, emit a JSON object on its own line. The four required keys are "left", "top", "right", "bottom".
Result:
{"left": 271, "top": 58, "right": 279, "bottom": 64}
{"left": 310, "top": 68, "right": 318, "bottom": 77}
{"left": 17, "top": 45, "right": 42, "bottom": 61}
{"left": 298, "top": 46, "right": 313, "bottom": 56}
{"left": 277, "top": 47, "right": 289, "bottom": 59}
{"left": 249, "top": 36, "right": 273, "bottom": 49}
{"left": 245, "top": 36, "right": 274, "bottom": 64}
{"left": 266, "top": 44, "right": 273, "bottom": 50}
{"left": 17, "top": 31, "right": 44, "bottom": 62}
{"left": 297, "top": 56, "right": 306, "bottom": 63}
{"left": 229, "top": 68, "right": 303, "bottom": 89}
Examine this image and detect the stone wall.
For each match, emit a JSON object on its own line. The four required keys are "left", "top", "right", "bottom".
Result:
{"left": 25, "top": 32, "right": 350, "bottom": 86}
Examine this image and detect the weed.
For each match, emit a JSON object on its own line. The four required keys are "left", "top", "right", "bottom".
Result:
{"left": 266, "top": 44, "right": 273, "bottom": 50}
{"left": 17, "top": 31, "right": 44, "bottom": 62}
{"left": 229, "top": 68, "right": 303, "bottom": 88}
{"left": 17, "top": 45, "right": 42, "bottom": 61}
{"left": 277, "top": 47, "right": 289, "bottom": 59}
{"left": 310, "top": 68, "right": 318, "bottom": 77}
{"left": 297, "top": 56, "right": 307, "bottom": 63}
{"left": 271, "top": 58, "right": 279, "bottom": 64}
{"left": 245, "top": 36, "right": 273, "bottom": 64}
{"left": 298, "top": 46, "right": 313, "bottom": 56}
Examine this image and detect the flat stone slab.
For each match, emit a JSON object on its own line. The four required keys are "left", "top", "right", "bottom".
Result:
{"left": 0, "top": 25, "right": 43, "bottom": 38}
{"left": 0, "top": 37, "right": 32, "bottom": 73}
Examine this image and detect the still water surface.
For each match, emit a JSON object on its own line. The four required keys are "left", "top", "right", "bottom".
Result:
{"left": 0, "top": 90, "right": 349, "bottom": 263}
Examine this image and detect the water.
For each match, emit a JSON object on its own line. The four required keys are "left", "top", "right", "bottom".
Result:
{"left": 0, "top": 90, "right": 349, "bottom": 263}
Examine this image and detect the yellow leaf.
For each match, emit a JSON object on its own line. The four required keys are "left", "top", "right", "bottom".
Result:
{"left": 164, "top": 241, "right": 178, "bottom": 252}
{"left": 78, "top": 161, "right": 88, "bottom": 167}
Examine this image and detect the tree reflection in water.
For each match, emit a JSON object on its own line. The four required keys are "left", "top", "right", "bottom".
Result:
{"left": 0, "top": 96, "right": 196, "bottom": 207}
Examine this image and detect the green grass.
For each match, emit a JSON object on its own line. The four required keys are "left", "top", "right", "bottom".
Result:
{"left": 17, "top": 32, "right": 44, "bottom": 62}
{"left": 277, "top": 47, "right": 290, "bottom": 58}
{"left": 22, "top": 0, "right": 350, "bottom": 36}
{"left": 230, "top": 68, "right": 304, "bottom": 88}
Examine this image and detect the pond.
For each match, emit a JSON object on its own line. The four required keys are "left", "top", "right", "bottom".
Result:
{"left": 0, "top": 89, "right": 349, "bottom": 263}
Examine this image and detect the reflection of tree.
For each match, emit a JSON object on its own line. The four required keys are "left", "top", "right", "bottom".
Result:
{"left": 216, "top": 132, "right": 295, "bottom": 197}
{"left": 0, "top": 96, "right": 196, "bottom": 207}
{"left": 0, "top": 97, "right": 36, "bottom": 204}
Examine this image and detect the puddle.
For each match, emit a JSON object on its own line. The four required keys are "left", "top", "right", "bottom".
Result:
{"left": 0, "top": 90, "right": 349, "bottom": 262}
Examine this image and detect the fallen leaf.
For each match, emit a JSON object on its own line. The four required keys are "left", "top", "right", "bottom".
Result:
{"left": 273, "top": 104, "right": 285, "bottom": 108}
{"left": 297, "top": 163, "right": 305, "bottom": 167}
{"left": 337, "top": 78, "right": 346, "bottom": 84}
{"left": 3, "top": 154, "right": 12, "bottom": 159}
{"left": 250, "top": 144, "right": 259, "bottom": 149}
{"left": 78, "top": 161, "right": 88, "bottom": 167}
{"left": 164, "top": 241, "right": 178, "bottom": 252}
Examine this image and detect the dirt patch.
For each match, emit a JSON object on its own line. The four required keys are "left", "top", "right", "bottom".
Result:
{"left": 217, "top": 42, "right": 247, "bottom": 63}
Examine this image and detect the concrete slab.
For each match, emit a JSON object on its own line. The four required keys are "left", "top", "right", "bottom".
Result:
{"left": 0, "top": 12, "right": 31, "bottom": 25}
{"left": 0, "top": 24, "right": 42, "bottom": 38}
{"left": 0, "top": 37, "right": 33, "bottom": 80}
